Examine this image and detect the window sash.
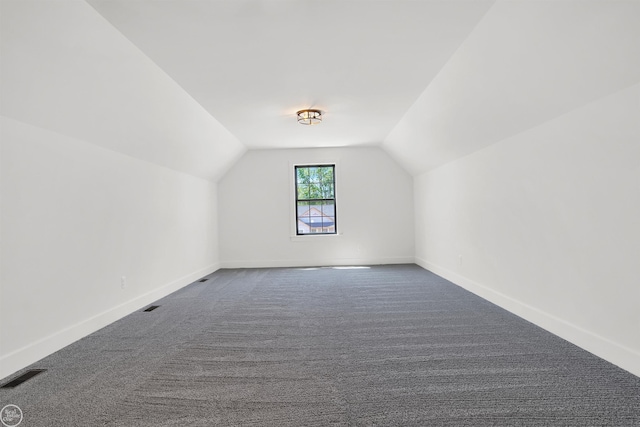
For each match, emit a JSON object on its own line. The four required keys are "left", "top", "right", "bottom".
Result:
{"left": 295, "top": 165, "right": 337, "bottom": 235}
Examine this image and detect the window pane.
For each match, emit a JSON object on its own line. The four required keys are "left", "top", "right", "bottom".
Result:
{"left": 309, "top": 167, "right": 319, "bottom": 184}
{"left": 319, "top": 166, "right": 332, "bottom": 184}
{"left": 312, "top": 185, "right": 320, "bottom": 199}
{"left": 297, "top": 201, "right": 310, "bottom": 234}
{"left": 321, "top": 167, "right": 334, "bottom": 198}
{"left": 321, "top": 183, "right": 334, "bottom": 199}
{"left": 297, "top": 184, "right": 311, "bottom": 200}
{"left": 297, "top": 201, "right": 310, "bottom": 215}
{"left": 321, "top": 202, "right": 335, "bottom": 219}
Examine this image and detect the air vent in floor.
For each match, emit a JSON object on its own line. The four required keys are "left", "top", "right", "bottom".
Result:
{"left": 143, "top": 305, "right": 160, "bottom": 312}
{"left": 1, "top": 369, "right": 46, "bottom": 388}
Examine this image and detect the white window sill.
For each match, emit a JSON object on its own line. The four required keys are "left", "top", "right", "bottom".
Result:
{"left": 290, "top": 233, "right": 342, "bottom": 242}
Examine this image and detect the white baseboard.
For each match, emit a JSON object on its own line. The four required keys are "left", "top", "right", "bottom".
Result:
{"left": 220, "top": 257, "right": 415, "bottom": 269}
{"left": 415, "top": 257, "right": 640, "bottom": 378}
{"left": 0, "top": 264, "right": 220, "bottom": 381}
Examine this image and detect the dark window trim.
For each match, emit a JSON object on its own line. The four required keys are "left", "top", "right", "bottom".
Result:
{"left": 295, "top": 164, "right": 337, "bottom": 236}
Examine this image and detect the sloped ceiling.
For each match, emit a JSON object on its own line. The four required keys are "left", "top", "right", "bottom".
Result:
{"left": 1, "top": 0, "right": 246, "bottom": 182}
{"left": 2, "top": 1, "right": 639, "bottom": 179}
{"left": 85, "top": 0, "right": 494, "bottom": 151}
{"left": 384, "top": 0, "right": 640, "bottom": 175}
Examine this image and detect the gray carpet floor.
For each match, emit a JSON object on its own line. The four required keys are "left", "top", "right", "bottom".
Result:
{"left": 1, "top": 264, "right": 639, "bottom": 426}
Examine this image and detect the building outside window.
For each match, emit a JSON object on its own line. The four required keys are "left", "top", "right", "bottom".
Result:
{"left": 295, "top": 165, "right": 337, "bottom": 235}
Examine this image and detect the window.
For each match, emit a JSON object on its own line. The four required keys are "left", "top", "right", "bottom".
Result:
{"left": 295, "top": 165, "right": 337, "bottom": 235}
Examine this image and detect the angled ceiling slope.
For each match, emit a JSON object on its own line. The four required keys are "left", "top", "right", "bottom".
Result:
{"left": 87, "top": 0, "right": 495, "bottom": 151}
{"left": 384, "top": 0, "right": 640, "bottom": 175}
{"left": 1, "top": 0, "right": 245, "bottom": 182}
{"left": 4, "top": 1, "right": 636, "bottom": 180}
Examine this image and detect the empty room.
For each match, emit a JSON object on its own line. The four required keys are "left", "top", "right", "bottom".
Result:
{"left": 1, "top": 0, "right": 639, "bottom": 425}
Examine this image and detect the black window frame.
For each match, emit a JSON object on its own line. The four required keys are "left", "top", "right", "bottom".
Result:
{"left": 294, "top": 164, "right": 337, "bottom": 236}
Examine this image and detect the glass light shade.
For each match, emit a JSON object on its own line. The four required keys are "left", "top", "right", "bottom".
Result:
{"left": 297, "top": 109, "right": 322, "bottom": 125}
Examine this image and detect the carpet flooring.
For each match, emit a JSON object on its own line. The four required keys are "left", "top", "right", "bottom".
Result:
{"left": 1, "top": 264, "right": 639, "bottom": 426}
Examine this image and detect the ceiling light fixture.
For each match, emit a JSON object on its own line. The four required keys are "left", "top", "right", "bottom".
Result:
{"left": 296, "top": 109, "right": 322, "bottom": 125}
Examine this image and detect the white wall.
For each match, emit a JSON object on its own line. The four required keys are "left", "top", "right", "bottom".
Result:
{"left": 414, "top": 84, "right": 640, "bottom": 376}
{"left": 219, "top": 147, "right": 414, "bottom": 268}
{"left": 383, "top": 1, "right": 640, "bottom": 176}
{"left": 0, "top": 117, "right": 220, "bottom": 379}
{"left": 1, "top": 0, "right": 245, "bottom": 182}
{"left": 0, "top": 0, "right": 242, "bottom": 380}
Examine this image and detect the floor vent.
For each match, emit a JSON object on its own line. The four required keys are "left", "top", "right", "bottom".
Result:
{"left": 1, "top": 369, "right": 46, "bottom": 388}
{"left": 199, "top": 278, "right": 208, "bottom": 282}
{"left": 143, "top": 305, "right": 160, "bottom": 312}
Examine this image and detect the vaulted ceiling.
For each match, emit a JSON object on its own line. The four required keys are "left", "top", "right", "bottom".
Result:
{"left": 86, "top": 0, "right": 494, "bottom": 152}
{"left": 2, "top": 0, "right": 639, "bottom": 180}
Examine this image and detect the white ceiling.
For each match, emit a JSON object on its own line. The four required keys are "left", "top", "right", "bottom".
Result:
{"left": 2, "top": 1, "right": 639, "bottom": 180}
{"left": 1, "top": 0, "right": 246, "bottom": 182}
{"left": 86, "top": 0, "right": 495, "bottom": 150}
{"left": 384, "top": 0, "right": 640, "bottom": 174}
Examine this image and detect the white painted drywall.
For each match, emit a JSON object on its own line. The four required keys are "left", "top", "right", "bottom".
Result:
{"left": 384, "top": 0, "right": 640, "bottom": 176}
{"left": 0, "top": 117, "right": 220, "bottom": 379}
{"left": 87, "top": 0, "right": 493, "bottom": 151}
{"left": 414, "top": 84, "right": 640, "bottom": 376}
{"left": 219, "top": 147, "right": 414, "bottom": 268}
{"left": 0, "top": 0, "right": 245, "bottom": 182}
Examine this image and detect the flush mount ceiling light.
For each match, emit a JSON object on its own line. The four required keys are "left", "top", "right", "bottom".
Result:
{"left": 296, "top": 109, "right": 322, "bottom": 125}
